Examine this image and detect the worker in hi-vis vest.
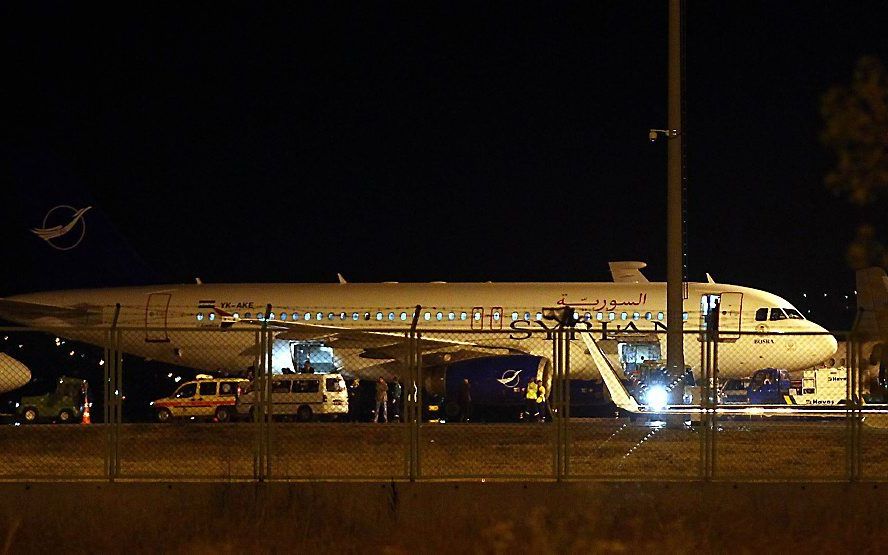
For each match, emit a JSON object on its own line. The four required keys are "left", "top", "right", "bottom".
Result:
{"left": 535, "top": 379, "right": 547, "bottom": 422}
{"left": 525, "top": 379, "right": 538, "bottom": 421}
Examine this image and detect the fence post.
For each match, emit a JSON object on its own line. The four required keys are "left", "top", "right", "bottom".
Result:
{"left": 846, "top": 335, "right": 861, "bottom": 481}
{"left": 409, "top": 305, "right": 421, "bottom": 481}
{"left": 105, "top": 303, "right": 120, "bottom": 482}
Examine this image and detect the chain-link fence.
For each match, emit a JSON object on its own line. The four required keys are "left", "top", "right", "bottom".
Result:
{"left": 1, "top": 323, "right": 886, "bottom": 482}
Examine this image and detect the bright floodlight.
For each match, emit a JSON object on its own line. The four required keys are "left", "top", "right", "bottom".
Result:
{"left": 647, "top": 386, "right": 668, "bottom": 411}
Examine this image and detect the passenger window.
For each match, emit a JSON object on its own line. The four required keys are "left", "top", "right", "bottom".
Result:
{"left": 272, "top": 380, "right": 291, "bottom": 393}
{"left": 175, "top": 383, "right": 197, "bottom": 399}
{"left": 424, "top": 312, "right": 431, "bottom": 321}
{"left": 436, "top": 312, "right": 443, "bottom": 321}
{"left": 683, "top": 312, "right": 688, "bottom": 321}
{"left": 219, "top": 382, "right": 238, "bottom": 396}
{"left": 524, "top": 312, "right": 531, "bottom": 320}
{"left": 621, "top": 312, "right": 628, "bottom": 320}
{"left": 376, "top": 312, "right": 383, "bottom": 321}
{"left": 280, "top": 312, "right": 287, "bottom": 321}
{"left": 657, "top": 312, "right": 664, "bottom": 321}
{"left": 293, "top": 379, "right": 320, "bottom": 393}
{"left": 199, "top": 382, "right": 216, "bottom": 396}
{"left": 596, "top": 312, "right": 604, "bottom": 321}
{"left": 401, "top": 312, "right": 408, "bottom": 321}
{"left": 268, "top": 312, "right": 275, "bottom": 320}
{"left": 326, "top": 378, "right": 343, "bottom": 392}
{"left": 608, "top": 312, "right": 616, "bottom": 321}
{"left": 244, "top": 312, "right": 252, "bottom": 319}
{"left": 196, "top": 313, "right": 204, "bottom": 321}
{"left": 328, "top": 313, "right": 335, "bottom": 320}
{"left": 316, "top": 312, "right": 323, "bottom": 320}
{"left": 353, "top": 312, "right": 359, "bottom": 321}
{"left": 460, "top": 312, "right": 467, "bottom": 320}
{"left": 755, "top": 308, "right": 768, "bottom": 321}
{"left": 536, "top": 312, "right": 543, "bottom": 321}
{"left": 363, "top": 312, "right": 371, "bottom": 321}
{"left": 584, "top": 312, "right": 591, "bottom": 321}
{"left": 448, "top": 312, "right": 455, "bottom": 321}
{"left": 209, "top": 312, "right": 216, "bottom": 321}
{"left": 257, "top": 313, "right": 265, "bottom": 320}
{"left": 632, "top": 312, "right": 640, "bottom": 320}
{"left": 304, "top": 313, "right": 311, "bottom": 320}
{"left": 645, "top": 312, "right": 652, "bottom": 320}
{"left": 340, "top": 312, "right": 347, "bottom": 320}
{"left": 233, "top": 312, "right": 239, "bottom": 319}
{"left": 388, "top": 312, "right": 395, "bottom": 321}
{"left": 511, "top": 312, "right": 519, "bottom": 321}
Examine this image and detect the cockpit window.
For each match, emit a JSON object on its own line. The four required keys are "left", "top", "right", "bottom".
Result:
{"left": 755, "top": 308, "right": 768, "bottom": 322}
{"left": 784, "top": 308, "right": 804, "bottom": 320}
{"left": 769, "top": 308, "right": 788, "bottom": 321}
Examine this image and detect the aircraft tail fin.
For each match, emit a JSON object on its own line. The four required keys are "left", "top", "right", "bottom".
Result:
{"left": 854, "top": 267, "right": 888, "bottom": 338}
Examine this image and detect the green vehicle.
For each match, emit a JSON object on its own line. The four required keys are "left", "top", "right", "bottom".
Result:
{"left": 18, "top": 376, "right": 88, "bottom": 424}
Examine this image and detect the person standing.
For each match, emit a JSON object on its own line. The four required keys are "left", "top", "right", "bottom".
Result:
{"left": 524, "top": 379, "right": 538, "bottom": 421}
{"left": 301, "top": 359, "right": 314, "bottom": 374}
{"left": 458, "top": 378, "right": 472, "bottom": 422}
{"left": 348, "top": 378, "right": 361, "bottom": 422}
{"left": 389, "top": 375, "right": 402, "bottom": 422}
{"left": 373, "top": 376, "right": 388, "bottom": 423}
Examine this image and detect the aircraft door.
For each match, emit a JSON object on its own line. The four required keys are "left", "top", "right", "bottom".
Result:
{"left": 471, "top": 307, "right": 484, "bottom": 330}
{"left": 489, "top": 307, "right": 503, "bottom": 330}
{"left": 145, "top": 293, "right": 171, "bottom": 342}
{"left": 719, "top": 292, "right": 743, "bottom": 340}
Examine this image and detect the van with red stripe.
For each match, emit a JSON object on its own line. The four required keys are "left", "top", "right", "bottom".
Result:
{"left": 151, "top": 376, "right": 247, "bottom": 423}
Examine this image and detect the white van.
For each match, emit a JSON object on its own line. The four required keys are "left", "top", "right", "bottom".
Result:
{"left": 236, "top": 373, "right": 348, "bottom": 421}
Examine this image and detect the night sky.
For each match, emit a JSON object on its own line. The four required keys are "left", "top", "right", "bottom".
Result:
{"left": 5, "top": 2, "right": 887, "bottom": 330}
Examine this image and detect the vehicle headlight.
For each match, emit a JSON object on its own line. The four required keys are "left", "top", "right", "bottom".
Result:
{"left": 646, "top": 386, "right": 668, "bottom": 412}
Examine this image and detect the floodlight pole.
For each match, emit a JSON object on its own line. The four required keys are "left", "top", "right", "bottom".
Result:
{"left": 666, "top": 0, "right": 686, "bottom": 381}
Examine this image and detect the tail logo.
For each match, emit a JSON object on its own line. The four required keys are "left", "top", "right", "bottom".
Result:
{"left": 497, "top": 369, "right": 522, "bottom": 388}
{"left": 31, "top": 205, "right": 92, "bottom": 251}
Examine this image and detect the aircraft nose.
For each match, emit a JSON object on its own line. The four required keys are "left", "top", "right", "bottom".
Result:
{"left": 813, "top": 324, "right": 838, "bottom": 361}
{"left": 0, "top": 354, "right": 31, "bottom": 391}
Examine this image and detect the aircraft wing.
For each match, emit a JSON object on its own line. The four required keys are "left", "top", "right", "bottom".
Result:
{"left": 608, "top": 261, "right": 649, "bottom": 283}
{"left": 0, "top": 299, "right": 100, "bottom": 320}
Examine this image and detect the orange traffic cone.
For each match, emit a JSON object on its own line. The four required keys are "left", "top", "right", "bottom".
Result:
{"left": 81, "top": 400, "right": 91, "bottom": 425}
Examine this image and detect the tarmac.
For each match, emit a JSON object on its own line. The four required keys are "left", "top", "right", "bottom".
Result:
{"left": 2, "top": 418, "right": 886, "bottom": 481}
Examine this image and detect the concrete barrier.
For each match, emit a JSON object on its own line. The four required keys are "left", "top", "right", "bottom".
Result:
{"left": 2, "top": 481, "right": 886, "bottom": 552}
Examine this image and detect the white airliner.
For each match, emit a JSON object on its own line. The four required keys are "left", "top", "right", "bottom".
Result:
{"left": 0, "top": 262, "right": 837, "bottom": 386}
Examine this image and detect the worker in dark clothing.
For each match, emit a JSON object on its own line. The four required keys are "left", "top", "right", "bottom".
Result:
{"left": 458, "top": 378, "right": 472, "bottom": 422}
{"left": 348, "top": 378, "right": 361, "bottom": 422}
{"left": 373, "top": 377, "right": 388, "bottom": 423}
{"left": 389, "top": 376, "right": 402, "bottom": 422}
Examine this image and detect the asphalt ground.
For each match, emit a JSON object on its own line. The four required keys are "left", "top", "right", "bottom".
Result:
{"left": 2, "top": 418, "right": 887, "bottom": 482}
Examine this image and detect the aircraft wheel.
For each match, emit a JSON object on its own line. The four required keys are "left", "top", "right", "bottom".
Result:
{"left": 156, "top": 408, "right": 172, "bottom": 423}
{"left": 58, "top": 409, "right": 73, "bottom": 423}
{"left": 22, "top": 407, "right": 38, "bottom": 423}
{"left": 297, "top": 405, "right": 313, "bottom": 422}
{"left": 215, "top": 406, "right": 231, "bottom": 423}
